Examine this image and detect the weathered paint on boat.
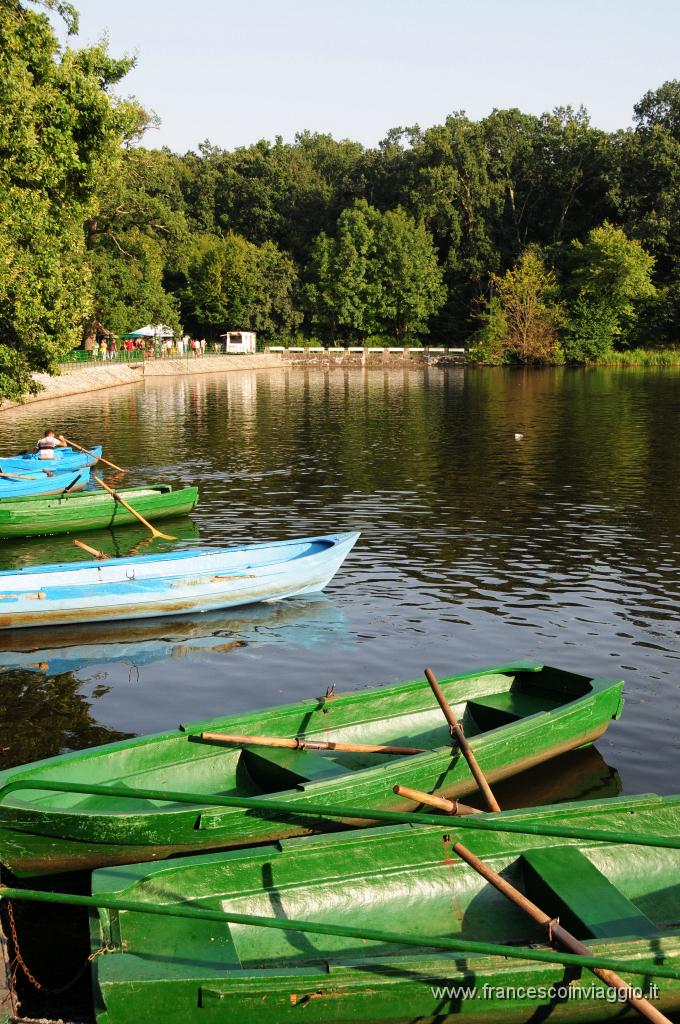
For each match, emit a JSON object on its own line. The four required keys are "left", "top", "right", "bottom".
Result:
{"left": 0, "top": 445, "right": 101, "bottom": 473}
{"left": 88, "top": 793, "right": 680, "bottom": 1024}
{"left": 0, "top": 663, "right": 623, "bottom": 875}
{"left": 0, "top": 467, "right": 90, "bottom": 499}
{"left": 0, "top": 531, "right": 359, "bottom": 630}
{"left": 0, "top": 484, "right": 198, "bottom": 537}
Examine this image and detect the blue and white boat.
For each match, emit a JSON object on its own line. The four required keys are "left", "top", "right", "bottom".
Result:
{"left": 0, "top": 532, "right": 359, "bottom": 629}
{"left": 0, "top": 445, "right": 102, "bottom": 473}
{"left": 0, "top": 467, "right": 90, "bottom": 499}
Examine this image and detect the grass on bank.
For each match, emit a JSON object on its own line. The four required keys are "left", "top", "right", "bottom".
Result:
{"left": 594, "top": 348, "right": 680, "bottom": 367}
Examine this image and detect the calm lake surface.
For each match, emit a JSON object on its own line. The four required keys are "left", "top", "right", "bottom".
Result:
{"left": 0, "top": 365, "right": 678, "bottom": 802}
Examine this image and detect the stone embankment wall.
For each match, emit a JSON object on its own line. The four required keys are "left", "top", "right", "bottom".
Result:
{"left": 140, "top": 353, "right": 287, "bottom": 377}
{"left": 266, "top": 346, "right": 466, "bottom": 367}
{"left": 0, "top": 362, "right": 142, "bottom": 411}
{"left": 0, "top": 353, "right": 290, "bottom": 411}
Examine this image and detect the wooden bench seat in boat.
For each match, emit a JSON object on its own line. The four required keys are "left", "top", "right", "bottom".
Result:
{"left": 521, "top": 846, "right": 658, "bottom": 940}
{"left": 240, "top": 744, "right": 349, "bottom": 790}
{"left": 467, "top": 690, "right": 561, "bottom": 731}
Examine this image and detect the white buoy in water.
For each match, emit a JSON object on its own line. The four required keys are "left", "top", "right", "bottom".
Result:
{"left": 514, "top": 432, "right": 524, "bottom": 440}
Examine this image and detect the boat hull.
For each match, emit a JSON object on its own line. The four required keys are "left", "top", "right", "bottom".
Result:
{"left": 0, "top": 663, "right": 623, "bottom": 876}
{"left": 88, "top": 794, "right": 680, "bottom": 1024}
{"left": 0, "top": 531, "right": 358, "bottom": 629}
{"left": 0, "top": 467, "right": 90, "bottom": 499}
{"left": 0, "top": 484, "right": 198, "bottom": 537}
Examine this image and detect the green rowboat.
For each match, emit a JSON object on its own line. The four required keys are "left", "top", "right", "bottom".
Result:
{"left": 0, "top": 484, "right": 198, "bottom": 538}
{"left": 69, "top": 794, "right": 680, "bottom": 1023}
{"left": 0, "top": 662, "right": 624, "bottom": 876}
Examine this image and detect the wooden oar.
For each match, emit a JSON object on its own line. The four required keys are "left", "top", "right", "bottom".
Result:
{"left": 393, "top": 783, "right": 482, "bottom": 815}
{"left": 424, "top": 667, "right": 501, "bottom": 812}
{"left": 452, "top": 839, "right": 671, "bottom": 1024}
{"left": 63, "top": 437, "right": 125, "bottom": 474}
{"left": 93, "top": 475, "right": 175, "bottom": 541}
{"left": 0, "top": 471, "right": 39, "bottom": 481}
{"left": 73, "top": 539, "right": 108, "bottom": 559}
{"left": 200, "top": 732, "right": 426, "bottom": 755}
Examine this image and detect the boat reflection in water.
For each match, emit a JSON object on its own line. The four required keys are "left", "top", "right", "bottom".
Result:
{"left": 472, "top": 744, "right": 622, "bottom": 810}
{"left": 0, "top": 516, "right": 200, "bottom": 571}
{"left": 0, "top": 594, "right": 349, "bottom": 676}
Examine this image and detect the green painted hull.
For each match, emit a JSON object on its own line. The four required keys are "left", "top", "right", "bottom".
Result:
{"left": 0, "top": 485, "right": 198, "bottom": 537}
{"left": 89, "top": 793, "right": 680, "bottom": 1024}
{"left": 0, "top": 662, "right": 624, "bottom": 876}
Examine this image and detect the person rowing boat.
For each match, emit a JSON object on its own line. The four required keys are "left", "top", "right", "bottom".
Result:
{"left": 34, "top": 430, "right": 67, "bottom": 460}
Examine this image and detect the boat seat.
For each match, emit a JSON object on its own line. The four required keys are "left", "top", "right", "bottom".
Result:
{"left": 241, "top": 744, "right": 349, "bottom": 791}
{"left": 521, "top": 846, "right": 658, "bottom": 940}
{"left": 467, "top": 691, "right": 558, "bottom": 731}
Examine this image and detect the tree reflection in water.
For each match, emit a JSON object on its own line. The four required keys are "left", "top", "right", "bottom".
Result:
{"left": 0, "top": 669, "right": 131, "bottom": 771}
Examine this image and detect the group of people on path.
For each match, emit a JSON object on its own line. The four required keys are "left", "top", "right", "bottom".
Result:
{"left": 95, "top": 336, "right": 208, "bottom": 360}
{"left": 159, "top": 337, "right": 207, "bottom": 357}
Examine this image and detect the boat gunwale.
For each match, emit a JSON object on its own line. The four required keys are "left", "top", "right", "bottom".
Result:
{"left": 0, "top": 531, "right": 356, "bottom": 581}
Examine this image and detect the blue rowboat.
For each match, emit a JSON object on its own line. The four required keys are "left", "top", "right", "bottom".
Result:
{"left": 0, "top": 445, "right": 102, "bottom": 473}
{"left": 0, "top": 532, "right": 359, "bottom": 629}
{"left": 0, "top": 467, "right": 90, "bottom": 499}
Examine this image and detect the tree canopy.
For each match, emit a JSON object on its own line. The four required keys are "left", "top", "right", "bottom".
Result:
{"left": 2, "top": 1, "right": 680, "bottom": 396}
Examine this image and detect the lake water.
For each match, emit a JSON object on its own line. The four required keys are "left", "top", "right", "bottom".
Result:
{"left": 0, "top": 365, "right": 678, "bottom": 801}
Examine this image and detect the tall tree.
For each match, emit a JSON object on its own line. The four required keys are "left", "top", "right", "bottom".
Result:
{"left": 87, "top": 148, "right": 188, "bottom": 334}
{"left": 476, "top": 247, "right": 563, "bottom": 363}
{"left": 611, "top": 82, "right": 680, "bottom": 343}
{"left": 633, "top": 80, "right": 680, "bottom": 140}
{"left": 374, "top": 207, "right": 446, "bottom": 340}
{"left": 0, "top": 0, "right": 138, "bottom": 398}
{"left": 185, "top": 233, "right": 259, "bottom": 335}
{"left": 307, "top": 200, "right": 380, "bottom": 340}
{"left": 184, "top": 232, "right": 299, "bottom": 340}
{"left": 308, "top": 199, "right": 444, "bottom": 341}
{"left": 563, "top": 223, "right": 655, "bottom": 359}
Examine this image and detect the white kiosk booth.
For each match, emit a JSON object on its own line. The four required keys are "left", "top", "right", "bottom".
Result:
{"left": 220, "top": 331, "right": 257, "bottom": 353}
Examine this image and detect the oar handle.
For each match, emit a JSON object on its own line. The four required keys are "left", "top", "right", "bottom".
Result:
{"left": 424, "top": 667, "right": 460, "bottom": 734}
{"left": 393, "top": 784, "right": 482, "bottom": 815}
{"left": 73, "top": 539, "right": 108, "bottom": 559}
{"left": 424, "top": 668, "right": 501, "bottom": 813}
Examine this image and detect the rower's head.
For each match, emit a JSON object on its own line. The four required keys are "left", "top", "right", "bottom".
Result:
{"left": 44, "top": 429, "right": 56, "bottom": 437}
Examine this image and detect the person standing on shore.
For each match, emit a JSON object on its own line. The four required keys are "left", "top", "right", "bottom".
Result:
{"left": 34, "top": 430, "right": 67, "bottom": 459}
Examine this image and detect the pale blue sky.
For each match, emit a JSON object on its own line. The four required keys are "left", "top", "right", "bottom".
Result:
{"left": 59, "top": 0, "right": 680, "bottom": 152}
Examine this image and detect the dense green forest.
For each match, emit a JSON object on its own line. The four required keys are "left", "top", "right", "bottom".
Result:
{"left": 2, "top": 0, "right": 680, "bottom": 398}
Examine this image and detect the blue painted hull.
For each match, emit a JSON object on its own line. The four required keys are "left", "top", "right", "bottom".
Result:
{"left": 0, "top": 445, "right": 102, "bottom": 473}
{"left": 0, "top": 468, "right": 90, "bottom": 499}
{"left": 0, "top": 532, "right": 359, "bottom": 628}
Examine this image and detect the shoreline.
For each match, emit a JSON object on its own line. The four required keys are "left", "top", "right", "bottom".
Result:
{"left": 2, "top": 346, "right": 677, "bottom": 414}
{"left": 0, "top": 353, "right": 291, "bottom": 413}
{"left": 0, "top": 348, "right": 469, "bottom": 413}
